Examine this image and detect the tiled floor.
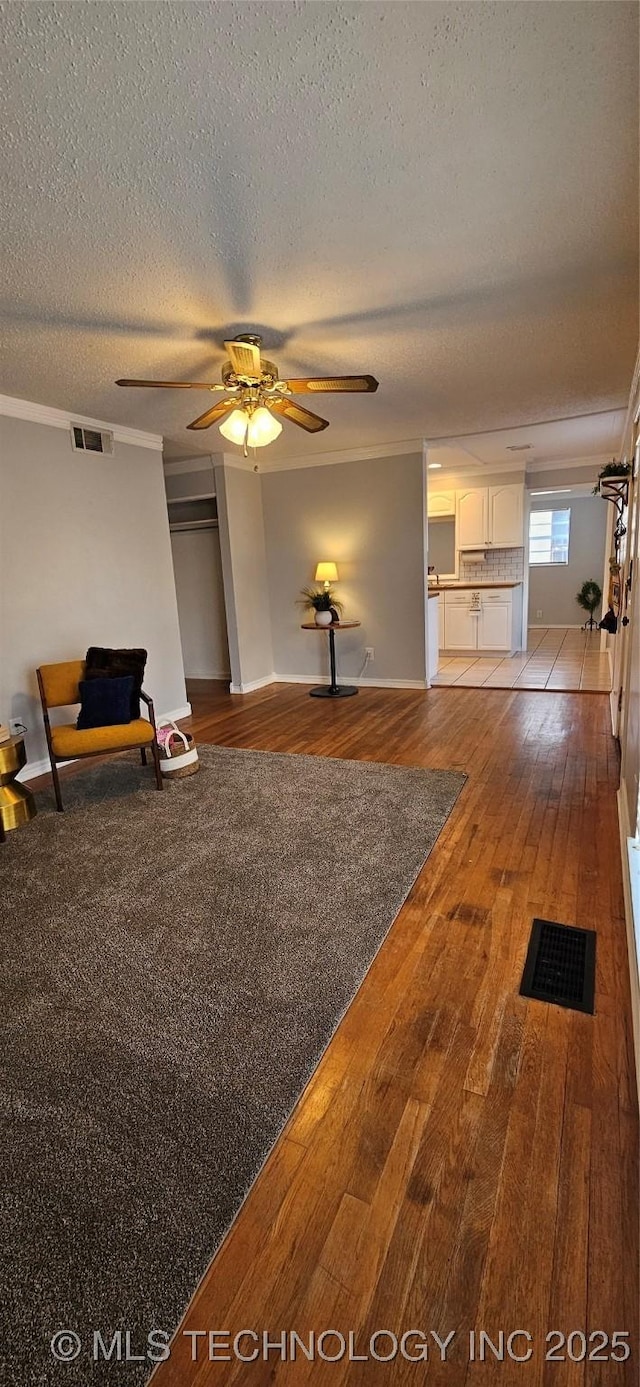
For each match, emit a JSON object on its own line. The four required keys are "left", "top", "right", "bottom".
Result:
{"left": 432, "top": 626, "right": 612, "bottom": 691}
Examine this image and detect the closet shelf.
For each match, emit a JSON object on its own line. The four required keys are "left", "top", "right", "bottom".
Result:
{"left": 166, "top": 491, "right": 216, "bottom": 504}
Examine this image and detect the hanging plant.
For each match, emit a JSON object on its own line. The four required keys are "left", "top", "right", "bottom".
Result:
{"left": 592, "top": 459, "right": 631, "bottom": 495}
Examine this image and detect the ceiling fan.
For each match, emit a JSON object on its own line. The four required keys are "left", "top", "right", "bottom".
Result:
{"left": 116, "top": 334, "right": 378, "bottom": 453}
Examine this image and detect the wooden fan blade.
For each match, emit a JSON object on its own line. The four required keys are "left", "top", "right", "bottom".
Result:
{"left": 224, "top": 338, "right": 261, "bottom": 380}
{"left": 116, "top": 379, "right": 224, "bottom": 389}
{"left": 270, "top": 399, "right": 329, "bottom": 433}
{"left": 187, "top": 399, "right": 237, "bottom": 430}
{"left": 284, "top": 374, "right": 379, "bottom": 393}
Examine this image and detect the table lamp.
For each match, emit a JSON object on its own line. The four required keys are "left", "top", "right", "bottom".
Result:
{"left": 315, "top": 561, "right": 339, "bottom": 592}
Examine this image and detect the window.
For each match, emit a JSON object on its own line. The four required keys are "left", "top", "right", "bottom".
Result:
{"left": 529, "top": 508, "right": 570, "bottom": 565}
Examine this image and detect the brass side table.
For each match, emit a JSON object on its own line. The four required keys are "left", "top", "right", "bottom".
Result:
{"left": 0, "top": 735, "right": 37, "bottom": 834}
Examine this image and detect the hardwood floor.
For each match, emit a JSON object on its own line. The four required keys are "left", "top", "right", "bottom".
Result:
{"left": 36, "top": 682, "right": 639, "bottom": 1382}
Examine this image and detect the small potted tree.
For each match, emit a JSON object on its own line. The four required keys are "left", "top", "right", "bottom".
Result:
{"left": 576, "top": 579, "right": 602, "bottom": 632}
{"left": 299, "top": 586, "right": 343, "bottom": 627}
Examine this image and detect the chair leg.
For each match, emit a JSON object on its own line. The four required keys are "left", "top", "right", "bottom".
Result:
{"left": 140, "top": 747, "right": 147, "bottom": 766}
{"left": 50, "top": 758, "right": 64, "bottom": 812}
{"left": 151, "top": 738, "right": 163, "bottom": 790}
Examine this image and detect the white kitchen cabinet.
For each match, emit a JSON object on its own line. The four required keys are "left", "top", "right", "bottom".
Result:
{"left": 444, "top": 604, "right": 477, "bottom": 650}
{"left": 427, "top": 488, "right": 456, "bottom": 517}
{"left": 438, "top": 597, "right": 445, "bottom": 649}
{"left": 456, "top": 484, "right": 523, "bottom": 549}
{"left": 488, "top": 485, "right": 524, "bottom": 548}
{"left": 456, "top": 488, "right": 488, "bottom": 548}
{"left": 441, "top": 586, "right": 523, "bottom": 654}
{"left": 477, "top": 601, "right": 511, "bottom": 650}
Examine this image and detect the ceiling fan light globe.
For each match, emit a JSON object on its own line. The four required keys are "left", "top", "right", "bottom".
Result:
{"left": 219, "top": 408, "right": 250, "bottom": 445}
{"left": 247, "top": 407, "right": 283, "bottom": 447}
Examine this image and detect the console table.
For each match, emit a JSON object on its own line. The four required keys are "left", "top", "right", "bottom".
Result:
{"left": 301, "top": 621, "right": 361, "bottom": 698}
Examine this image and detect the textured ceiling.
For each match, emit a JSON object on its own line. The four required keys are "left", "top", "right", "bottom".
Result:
{"left": 1, "top": 1, "right": 638, "bottom": 461}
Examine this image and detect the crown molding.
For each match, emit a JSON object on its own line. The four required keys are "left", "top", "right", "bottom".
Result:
{"left": 428, "top": 457, "right": 527, "bottom": 479}
{"left": 525, "top": 453, "right": 610, "bottom": 475}
{"left": 0, "top": 394, "right": 163, "bottom": 451}
{"left": 429, "top": 453, "right": 610, "bottom": 479}
{"left": 255, "top": 437, "right": 423, "bottom": 473}
{"left": 163, "top": 451, "right": 257, "bottom": 477}
{"left": 163, "top": 453, "right": 220, "bottom": 476}
{"left": 621, "top": 346, "right": 640, "bottom": 449}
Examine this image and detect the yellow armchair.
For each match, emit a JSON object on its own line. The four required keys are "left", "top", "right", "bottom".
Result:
{"left": 36, "top": 660, "right": 163, "bottom": 812}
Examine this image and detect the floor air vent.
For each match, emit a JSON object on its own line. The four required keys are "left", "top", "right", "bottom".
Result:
{"left": 519, "top": 918, "right": 595, "bottom": 1014}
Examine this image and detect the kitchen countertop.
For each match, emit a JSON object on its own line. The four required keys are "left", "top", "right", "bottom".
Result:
{"left": 428, "top": 581, "right": 522, "bottom": 592}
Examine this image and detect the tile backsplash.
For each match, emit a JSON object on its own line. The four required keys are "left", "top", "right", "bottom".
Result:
{"left": 458, "top": 548, "right": 525, "bottom": 582}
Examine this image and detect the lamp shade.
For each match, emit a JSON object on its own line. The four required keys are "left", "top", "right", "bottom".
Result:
{"left": 246, "top": 407, "right": 282, "bottom": 447}
{"left": 315, "top": 562, "right": 338, "bottom": 585}
{"left": 219, "top": 409, "right": 249, "bottom": 445}
{"left": 219, "top": 406, "right": 283, "bottom": 448}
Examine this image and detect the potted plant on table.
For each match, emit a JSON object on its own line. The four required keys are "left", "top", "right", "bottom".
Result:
{"left": 299, "top": 587, "right": 344, "bottom": 627}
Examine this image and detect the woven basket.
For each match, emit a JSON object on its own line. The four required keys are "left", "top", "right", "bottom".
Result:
{"left": 158, "top": 728, "right": 199, "bottom": 780}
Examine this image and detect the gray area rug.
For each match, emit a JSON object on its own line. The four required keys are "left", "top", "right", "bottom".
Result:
{"left": 1, "top": 745, "right": 465, "bottom": 1385}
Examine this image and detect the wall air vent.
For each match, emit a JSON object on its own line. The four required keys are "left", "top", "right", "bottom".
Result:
{"left": 70, "top": 424, "right": 114, "bottom": 455}
{"left": 506, "top": 444, "right": 532, "bottom": 452}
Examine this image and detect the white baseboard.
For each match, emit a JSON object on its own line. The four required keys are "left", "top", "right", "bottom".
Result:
{"left": 617, "top": 788, "right": 640, "bottom": 1109}
{"left": 16, "top": 702, "right": 193, "bottom": 782}
{"left": 17, "top": 755, "right": 56, "bottom": 783}
{"left": 273, "top": 673, "right": 428, "bottom": 690}
{"left": 185, "top": 673, "right": 230, "bottom": 682}
{"left": 229, "top": 673, "right": 277, "bottom": 694}
{"left": 357, "top": 676, "right": 427, "bottom": 689}
{"left": 163, "top": 704, "right": 192, "bottom": 722}
{"left": 528, "top": 623, "right": 585, "bottom": 629}
{"left": 439, "top": 648, "right": 519, "bottom": 659}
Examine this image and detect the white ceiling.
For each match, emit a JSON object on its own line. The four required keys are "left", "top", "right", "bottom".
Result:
{"left": 1, "top": 1, "right": 638, "bottom": 462}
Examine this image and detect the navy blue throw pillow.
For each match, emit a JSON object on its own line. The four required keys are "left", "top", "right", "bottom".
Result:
{"left": 85, "top": 647, "right": 147, "bottom": 719}
{"left": 77, "top": 676, "right": 134, "bottom": 730}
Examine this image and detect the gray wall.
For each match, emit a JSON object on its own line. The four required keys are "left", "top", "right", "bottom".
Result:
{"left": 261, "top": 453, "right": 426, "bottom": 684}
{"left": 0, "top": 414, "right": 188, "bottom": 770}
{"left": 170, "top": 528, "right": 229, "bottom": 679}
{"left": 528, "top": 495, "right": 608, "bottom": 625}
{"left": 164, "top": 459, "right": 219, "bottom": 501}
{"left": 215, "top": 464, "right": 274, "bottom": 690}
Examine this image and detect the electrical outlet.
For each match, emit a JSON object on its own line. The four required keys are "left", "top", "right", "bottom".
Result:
{"left": 536, "top": 610, "right": 543, "bottom": 620}
{"left": 365, "top": 647, "right": 375, "bottom": 661}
